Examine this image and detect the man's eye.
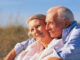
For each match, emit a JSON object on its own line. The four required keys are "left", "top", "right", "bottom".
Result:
{"left": 36, "top": 25, "right": 41, "bottom": 28}
{"left": 50, "top": 22, "right": 54, "bottom": 24}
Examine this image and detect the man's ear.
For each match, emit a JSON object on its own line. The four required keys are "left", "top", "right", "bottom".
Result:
{"left": 64, "top": 19, "right": 70, "bottom": 28}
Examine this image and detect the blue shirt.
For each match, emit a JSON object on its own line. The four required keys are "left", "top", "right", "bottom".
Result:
{"left": 54, "top": 21, "right": 80, "bottom": 60}
{"left": 14, "top": 38, "right": 35, "bottom": 55}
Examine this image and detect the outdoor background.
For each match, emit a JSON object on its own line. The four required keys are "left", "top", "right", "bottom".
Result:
{"left": 0, "top": 0, "right": 80, "bottom": 60}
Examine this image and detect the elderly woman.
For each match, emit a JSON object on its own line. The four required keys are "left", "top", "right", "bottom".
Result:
{"left": 14, "top": 14, "right": 52, "bottom": 60}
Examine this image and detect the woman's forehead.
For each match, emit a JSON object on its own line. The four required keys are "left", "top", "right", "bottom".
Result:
{"left": 28, "top": 19, "right": 44, "bottom": 28}
{"left": 29, "top": 19, "right": 43, "bottom": 24}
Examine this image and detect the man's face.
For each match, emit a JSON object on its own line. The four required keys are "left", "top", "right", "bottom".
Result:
{"left": 46, "top": 12, "right": 65, "bottom": 38}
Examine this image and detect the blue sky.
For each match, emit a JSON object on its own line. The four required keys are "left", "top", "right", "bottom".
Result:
{"left": 0, "top": 0, "right": 80, "bottom": 27}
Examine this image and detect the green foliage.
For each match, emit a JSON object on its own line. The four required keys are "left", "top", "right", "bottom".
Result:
{"left": 0, "top": 25, "right": 29, "bottom": 60}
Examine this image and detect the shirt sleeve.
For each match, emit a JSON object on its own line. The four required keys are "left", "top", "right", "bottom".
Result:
{"left": 52, "top": 48, "right": 61, "bottom": 58}
{"left": 14, "top": 38, "right": 35, "bottom": 55}
{"left": 41, "top": 48, "right": 60, "bottom": 60}
{"left": 58, "top": 28, "right": 80, "bottom": 60}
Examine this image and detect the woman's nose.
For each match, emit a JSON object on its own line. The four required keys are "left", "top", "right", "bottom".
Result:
{"left": 34, "top": 28, "right": 38, "bottom": 33}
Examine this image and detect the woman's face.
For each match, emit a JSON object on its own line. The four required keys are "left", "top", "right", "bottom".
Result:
{"left": 28, "top": 19, "right": 48, "bottom": 40}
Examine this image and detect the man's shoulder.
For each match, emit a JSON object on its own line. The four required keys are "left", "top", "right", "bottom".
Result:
{"left": 66, "top": 25, "right": 80, "bottom": 43}
{"left": 71, "top": 25, "right": 80, "bottom": 36}
{"left": 65, "top": 25, "right": 80, "bottom": 44}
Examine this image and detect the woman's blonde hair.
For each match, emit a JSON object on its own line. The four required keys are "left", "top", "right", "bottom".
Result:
{"left": 26, "top": 14, "right": 46, "bottom": 25}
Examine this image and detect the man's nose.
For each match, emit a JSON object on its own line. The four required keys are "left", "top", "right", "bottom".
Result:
{"left": 34, "top": 28, "right": 38, "bottom": 33}
{"left": 46, "top": 24, "right": 49, "bottom": 30}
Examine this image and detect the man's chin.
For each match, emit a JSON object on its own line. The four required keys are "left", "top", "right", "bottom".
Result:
{"left": 50, "top": 34, "right": 55, "bottom": 38}
{"left": 50, "top": 34, "right": 58, "bottom": 38}
{"left": 50, "top": 35, "right": 61, "bottom": 39}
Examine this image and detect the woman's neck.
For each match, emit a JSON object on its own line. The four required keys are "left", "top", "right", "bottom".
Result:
{"left": 40, "top": 36, "right": 52, "bottom": 48}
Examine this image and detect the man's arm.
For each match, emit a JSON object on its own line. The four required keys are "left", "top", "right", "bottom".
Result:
{"left": 39, "top": 47, "right": 62, "bottom": 60}
{"left": 4, "top": 48, "right": 16, "bottom": 60}
{"left": 41, "top": 53, "right": 62, "bottom": 60}
{"left": 58, "top": 29, "right": 80, "bottom": 60}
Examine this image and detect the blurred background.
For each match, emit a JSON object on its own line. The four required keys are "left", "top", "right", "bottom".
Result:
{"left": 0, "top": 0, "right": 80, "bottom": 60}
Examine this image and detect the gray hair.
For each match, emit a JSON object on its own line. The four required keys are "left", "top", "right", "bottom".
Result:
{"left": 57, "top": 7, "right": 74, "bottom": 24}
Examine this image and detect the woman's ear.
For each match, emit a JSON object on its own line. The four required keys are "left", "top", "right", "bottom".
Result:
{"left": 64, "top": 19, "right": 70, "bottom": 28}
{"left": 28, "top": 31, "right": 33, "bottom": 38}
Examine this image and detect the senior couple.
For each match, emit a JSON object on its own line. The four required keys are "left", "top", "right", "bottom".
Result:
{"left": 5, "top": 6, "right": 80, "bottom": 60}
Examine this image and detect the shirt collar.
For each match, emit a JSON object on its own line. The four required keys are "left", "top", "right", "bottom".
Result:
{"left": 62, "top": 21, "right": 78, "bottom": 43}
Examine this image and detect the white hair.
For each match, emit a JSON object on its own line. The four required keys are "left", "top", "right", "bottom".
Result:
{"left": 57, "top": 7, "right": 74, "bottom": 24}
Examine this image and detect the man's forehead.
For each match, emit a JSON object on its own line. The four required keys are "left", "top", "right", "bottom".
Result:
{"left": 46, "top": 13, "right": 52, "bottom": 20}
{"left": 46, "top": 12, "right": 57, "bottom": 22}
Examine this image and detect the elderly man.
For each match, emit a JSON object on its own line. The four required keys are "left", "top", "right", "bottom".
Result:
{"left": 46, "top": 6, "right": 80, "bottom": 60}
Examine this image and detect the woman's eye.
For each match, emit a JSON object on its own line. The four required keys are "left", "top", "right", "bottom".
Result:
{"left": 31, "top": 29, "right": 34, "bottom": 32}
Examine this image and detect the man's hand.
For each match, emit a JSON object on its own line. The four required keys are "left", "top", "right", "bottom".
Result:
{"left": 48, "top": 57, "right": 62, "bottom": 60}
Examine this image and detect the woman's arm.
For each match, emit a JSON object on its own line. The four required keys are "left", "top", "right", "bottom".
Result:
{"left": 4, "top": 48, "right": 16, "bottom": 60}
